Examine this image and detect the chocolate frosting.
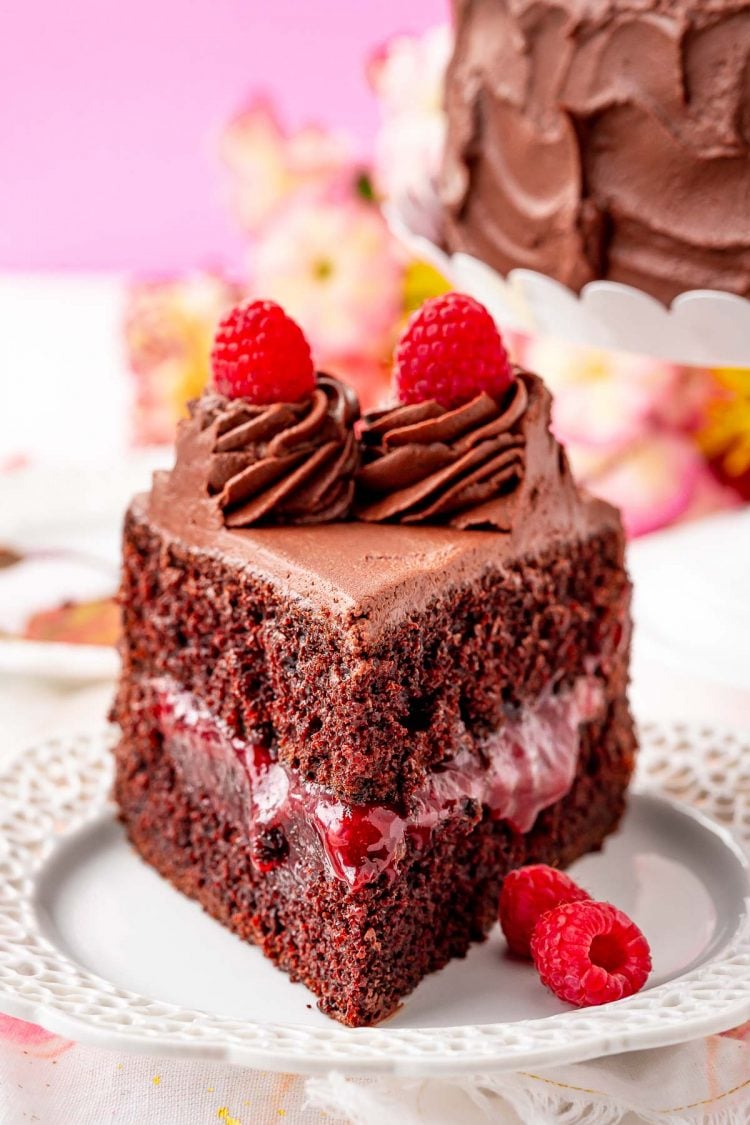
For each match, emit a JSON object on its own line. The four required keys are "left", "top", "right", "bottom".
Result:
{"left": 147, "top": 368, "right": 618, "bottom": 639}
{"left": 356, "top": 374, "right": 530, "bottom": 530}
{"left": 162, "top": 375, "right": 360, "bottom": 528}
{"left": 441, "top": 0, "right": 750, "bottom": 305}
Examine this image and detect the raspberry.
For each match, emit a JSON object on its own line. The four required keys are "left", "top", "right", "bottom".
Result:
{"left": 499, "top": 864, "right": 590, "bottom": 958}
{"left": 211, "top": 299, "right": 315, "bottom": 403}
{"left": 531, "top": 900, "right": 652, "bottom": 1007}
{"left": 394, "top": 292, "right": 513, "bottom": 409}
{"left": 317, "top": 805, "right": 394, "bottom": 874}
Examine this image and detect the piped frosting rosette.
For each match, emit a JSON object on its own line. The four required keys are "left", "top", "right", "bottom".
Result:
{"left": 385, "top": 202, "right": 750, "bottom": 534}
{"left": 153, "top": 300, "right": 362, "bottom": 529}
{"left": 356, "top": 377, "right": 528, "bottom": 530}
{"left": 195, "top": 375, "right": 359, "bottom": 527}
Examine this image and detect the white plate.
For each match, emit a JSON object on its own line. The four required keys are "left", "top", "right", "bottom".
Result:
{"left": 0, "top": 453, "right": 170, "bottom": 682}
{"left": 0, "top": 723, "right": 748, "bottom": 1076}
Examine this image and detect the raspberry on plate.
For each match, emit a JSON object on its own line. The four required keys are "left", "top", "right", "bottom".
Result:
{"left": 394, "top": 292, "right": 513, "bottom": 409}
{"left": 499, "top": 864, "right": 590, "bottom": 958}
{"left": 211, "top": 298, "right": 315, "bottom": 404}
{"left": 531, "top": 900, "right": 652, "bottom": 1007}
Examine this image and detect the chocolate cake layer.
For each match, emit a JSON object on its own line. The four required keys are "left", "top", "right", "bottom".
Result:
{"left": 118, "top": 672, "right": 605, "bottom": 890}
{"left": 117, "top": 500, "right": 631, "bottom": 806}
{"left": 113, "top": 690, "right": 635, "bottom": 1026}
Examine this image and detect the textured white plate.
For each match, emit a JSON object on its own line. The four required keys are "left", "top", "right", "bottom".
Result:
{"left": 0, "top": 723, "right": 748, "bottom": 1076}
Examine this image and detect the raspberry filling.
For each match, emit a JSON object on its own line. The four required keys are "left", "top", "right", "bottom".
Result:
{"left": 151, "top": 677, "right": 602, "bottom": 889}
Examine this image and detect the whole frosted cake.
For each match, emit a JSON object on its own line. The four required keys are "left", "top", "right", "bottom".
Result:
{"left": 441, "top": 0, "right": 750, "bottom": 304}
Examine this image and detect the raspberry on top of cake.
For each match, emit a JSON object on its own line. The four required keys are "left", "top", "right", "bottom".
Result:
{"left": 356, "top": 292, "right": 571, "bottom": 531}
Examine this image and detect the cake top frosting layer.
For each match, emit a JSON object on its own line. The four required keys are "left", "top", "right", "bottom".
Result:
{"left": 145, "top": 369, "right": 619, "bottom": 639}
{"left": 140, "top": 493, "right": 618, "bottom": 640}
{"left": 442, "top": 0, "right": 750, "bottom": 303}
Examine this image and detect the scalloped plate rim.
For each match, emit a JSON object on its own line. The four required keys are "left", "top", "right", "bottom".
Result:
{"left": 385, "top": 191, "right": 750, "bottom": 366}
{"left": 0, "top": 723, "right": 748, "bottom": 1077}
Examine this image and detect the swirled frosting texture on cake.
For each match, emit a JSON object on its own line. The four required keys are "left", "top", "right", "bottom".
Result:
{"left": 152, "top": 375, "right": 359, "bottom": 528}
{"left": 357, "top": 375, "right": 528, "bottom": 529}
{"left": 356, "top": 371, "right": 578, "bottom": 534}
{"left": 441, "top": 0, "right": 750, "bottom": 304}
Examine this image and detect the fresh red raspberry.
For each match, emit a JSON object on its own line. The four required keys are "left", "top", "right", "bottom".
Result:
{"left": 211, "top": 299, "right": 315, "bottom": 403}
{"left": 531, "top": 900, "right": 652, "bottom": 1007}
{"left": 499, "top": 864, "right": 590, "bottom": 958}
{"left": 394, "top": 292, "right": 513, "bottom": 409}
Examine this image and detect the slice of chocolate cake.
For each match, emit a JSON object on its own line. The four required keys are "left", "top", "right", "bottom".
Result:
{"left": 113, "top": 295, "right": 636, "bottom": 1027}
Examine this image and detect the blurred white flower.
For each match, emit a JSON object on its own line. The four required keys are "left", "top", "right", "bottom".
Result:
{"left": 369, "top": 25, "right": 452, "bottom": 209}
{"left": 252, "top": 195, "right": 403, "bottom": 360}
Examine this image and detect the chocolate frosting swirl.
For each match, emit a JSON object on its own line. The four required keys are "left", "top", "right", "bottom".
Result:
{"left": 441, "top": 0, "right": 750, "bottom": 305}
{"left": 170, "top": 375, "right": 360, "bottom": 528}
{"left": 356, "top": 374, "right": 530, "bottom": 530}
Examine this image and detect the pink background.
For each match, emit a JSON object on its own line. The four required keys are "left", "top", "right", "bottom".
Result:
{"left": 0, "top": 0, "right": 445, "bottom": 272}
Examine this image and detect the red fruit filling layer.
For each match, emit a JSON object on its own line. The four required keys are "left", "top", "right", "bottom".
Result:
{"left": 151, "top": 676, "right": 602, "bottom": 889}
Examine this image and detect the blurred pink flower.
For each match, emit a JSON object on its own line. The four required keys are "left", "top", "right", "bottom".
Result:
{"left": 653, "top": 364, "right": 716, "bottom": 432}
{"left": 220, "top": 97, "right": 355, "bottom": 235}
{"left": 678, "top": 465, "right": 743, "bottom": 524}
{"left": 251, "top": 196, "right": 404, "bottom": 360}
{"left": 368, "top": 25, "right": 451, "bottom": 206}
{"left": 125, "top": 271, "right": 243, "bottom": 444}
{"left": 572, "top": 433, "right": 704, "bottom": 537}
{"left": 526, "top": 339, "right": 680, "bottom": 450}
{"left": 0, "top": 1015, "right": 72, "bottom": 1060}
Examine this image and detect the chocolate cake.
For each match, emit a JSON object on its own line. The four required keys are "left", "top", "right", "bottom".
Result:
{"left": 441, "top": 0, "right": 750, "bottom": 305}
{"left": 113, "top": 296, "right": 636, "bottom": 1026}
